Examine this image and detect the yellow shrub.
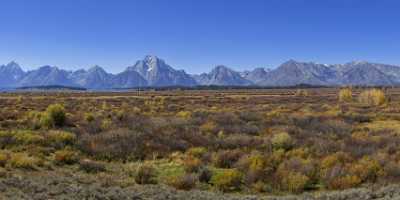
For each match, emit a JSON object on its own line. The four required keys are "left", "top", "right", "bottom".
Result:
{"left": 349, "top": 156, "right": 382, "bottom": 182}
{"left": 84, "top": 113, "right": 95, "bottom": 122}
{"left": 24, "top": 111, "right": 43, "bottom": 129}
{"left": 295, "top": 89, "right": 308, "bottom": 97}
{"left": 49, "top": 131, "right": 76, "bottom": 144}
{"left": 101, "top": 119, "right": 112, "bottom": 130}
{"left": 251, "top": 181, "right": 269, "bottom": 193}
{"left": 328, "top": 175, "right": 361, "bottom": 190}
{"left": 271, "top": 132, "right": 293, "bottom": 150}
{"left": 200, "top": 121, "right": 217, "bottom": 134}
{"left": 47, "top": 131, "right": 76, "bottom": 146}
{"left": 338, "top": 88, "right": 353, "bottom": 103}
{"left": 286, "top": 148, "right": 309, "bottom": 159}
{"left": 8, "top": 153, "right": 39, "bottom": 170}
{"left": 211, "top": 169, "right": 243, "bottom": 192}
{"left": 43, "top": 104, "right": 66, "bottom": 128}
{"left": 281, "top": 172, "right": 310, "bottom": 193}
{"left": 176, "top": 111, "right": 192, "bottom": 119}
{"left": 358, "top": 89, "right": 386, "bottom": 106}
{"left": 14, "top": 131, "right": 44, "bottom": 145}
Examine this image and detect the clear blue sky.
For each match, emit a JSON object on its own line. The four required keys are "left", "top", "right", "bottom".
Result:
{"left": 1, "top": 0, "right": 399, "bottom": 74}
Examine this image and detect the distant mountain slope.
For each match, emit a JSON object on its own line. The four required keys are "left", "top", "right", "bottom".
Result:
{"left": 333, "top": 62, "right": 398, "bottom": 85}
{"left": 18, "top": 66, "right": 76, "bottom": 87}
{"left": 2, "top": 56, "right": 400, "bottom": 88}
{"left": 259, "top": 60, "right": 338, "bottom": 86}
{"left": 69, "top": 66, "right": 115, "bottom": 89}
{"left": 241, "top": 67, "right": 270, "bottom": 85}
{"left": 112, "top": 70, "right": 148, "bottom": 88}
{"left": 195, "top": 65, "right": 252, "bottom": 86}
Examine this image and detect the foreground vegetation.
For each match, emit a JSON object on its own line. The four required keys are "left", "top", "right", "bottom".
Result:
{"left": 0, "top": 87, "right": 399, "bottom": 198}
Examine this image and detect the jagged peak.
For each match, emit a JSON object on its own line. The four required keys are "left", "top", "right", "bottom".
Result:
{"left": 144, "top": 55, "right": 163, "bottom": 64}
{"left": 88, "top": 65, "right": 106, "bottom": 72}
{"left": 6, "top": 61, "right": 20, "bottom": 67}
{"left": 213, "top": 65, "right": 231, "bottom": 71}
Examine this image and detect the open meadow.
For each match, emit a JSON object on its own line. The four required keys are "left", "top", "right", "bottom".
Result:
{"left": 1, "top": 88, "right": 400, "bottom": 199}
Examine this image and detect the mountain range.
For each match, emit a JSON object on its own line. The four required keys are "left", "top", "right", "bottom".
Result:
{"left": 1, "top": 55, "right": 400, "bottom": 89}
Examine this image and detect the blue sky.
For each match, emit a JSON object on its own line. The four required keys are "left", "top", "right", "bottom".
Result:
{"left": 0, "top": 0, "right": 399, "bottom": 74}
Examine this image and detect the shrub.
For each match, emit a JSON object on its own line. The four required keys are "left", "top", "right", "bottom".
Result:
{"left": 358, "top": 89, "right": 386, "bottom": 106}
{"left": 281, "top": 172, "right": 310, "bottom": 193}
{"left": 339, "top": 88, "right": 353, "bottom": 103}
{"left": 349, "top": 156, "right": 382, "bottom": 182}
{"left": 198, "top": 167, "right": 213, "bottom": 183}
{"left": 84, "top": 113, "right": 95, "bottom": 123}
{"left": 14, "top": 130, "right": 44, "bottom": 145}
{"left": 271, "top": 132, "right": 293, "bottom": 150}
{"left": 43, "top": 104, "right": 66, "bottom": 128}
{"left": 295, "top": 89, "right": 309, "bottom": 97}
{"left": 79, "top": 159, "right": 106, "bottom": 173}
{"left": 168, "top": 173, "right": 197, "bottom": 190}
{"left": 54, "top": 149, "right": 79, "bottom": 165}
{"left": 200, "top": 121, "right": 217, "bottom": 134}
{"left": 183, "top": 156, "right": 203, "bottom": 173}
{"left": 8, "top": 153, "right": 38, "bottom": 170}
{"left": 176, "top": 111, "right": 192, "bottom": 119}
{"left": 25, "top": 111, "right": 43, "bottom": 129}
{"left": 134, "top": 164, "right": 157, "bottom": 184}
{"left": 0, "top": 131, "right": 17, "bottom": 148}
{"left": 100, "top": 119, "right": 112, "bottom": 130}
{"left": 211, "top": 169, "right": 243, "bottom": 192}
{"left": 0, "top": 151, "right": 10, "bottom": 167}
{"left": 186, "top": 147, "right": 208, "bottom": 159}
{"left": 328, "top": 175, "right": 362, "bottom": 190}
{"left": 251, "top": 181, "right": 270, "bottom": 193}
{"left": 213, "top": 150, "right": 243, "bottom": 168}
{"left": 47, "top": 131, "right": 76, "bottom": 148}
{"left": 236, "top": 154, "right": 269, "bottom": 184}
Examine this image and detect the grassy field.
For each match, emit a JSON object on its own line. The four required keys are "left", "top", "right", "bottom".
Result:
{"left": 0, "top": 87, "right": 400, "bottom": 199}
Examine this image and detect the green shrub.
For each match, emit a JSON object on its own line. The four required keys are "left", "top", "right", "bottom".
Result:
{"left": 134, "top": 164, "right": 157, "bottom": 184}
{"left": 186, "top": 147, "right": 208, "bottom": 159}
{"left": 211, "top": 169, "right": 243, "bottom": 192}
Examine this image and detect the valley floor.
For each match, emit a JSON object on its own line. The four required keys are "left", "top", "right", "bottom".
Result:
{"left": 1, "top": 168, "right": 400, "bottom": 200}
